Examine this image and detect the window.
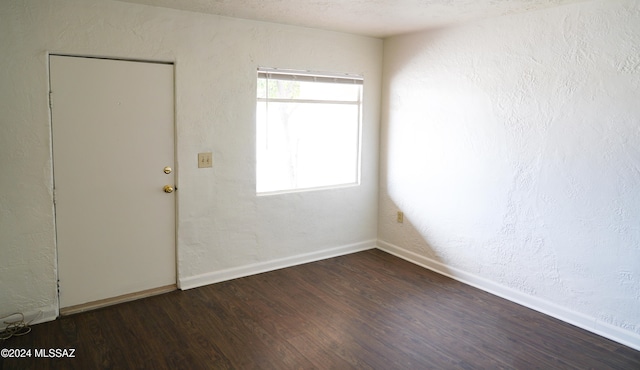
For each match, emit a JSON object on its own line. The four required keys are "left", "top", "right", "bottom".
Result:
{"left": 256, "top": 68, "right": 363, "bottom": 194}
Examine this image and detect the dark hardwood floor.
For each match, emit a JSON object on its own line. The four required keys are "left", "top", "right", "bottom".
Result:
{"left": 2, "top": 249, "right": 639, "bottom": 369}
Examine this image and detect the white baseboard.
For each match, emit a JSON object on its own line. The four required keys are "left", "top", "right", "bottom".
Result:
{"left": 1, "top": 305, "right": 58, "bottom": 331}
{"left": 179, "top": 240, "right": 376, "bottom": 290}
{"left": 376, "top": 240, "right": 640, "bottom": 351}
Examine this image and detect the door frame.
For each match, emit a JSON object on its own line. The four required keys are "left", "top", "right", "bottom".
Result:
{"left": 48, "top": 53, "right": 180, "bottom": 315}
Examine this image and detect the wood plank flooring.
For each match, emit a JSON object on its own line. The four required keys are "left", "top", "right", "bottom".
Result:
{"left": 2, "top": 249, "right": 639, "bottom": 369}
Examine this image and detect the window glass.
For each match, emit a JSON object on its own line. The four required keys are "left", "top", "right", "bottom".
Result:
{"left": 256, "top": 69, "right": 363, "bottom": 194}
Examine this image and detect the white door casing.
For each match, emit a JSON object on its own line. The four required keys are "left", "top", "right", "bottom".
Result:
{"left": 50, "top": 55, "right": 176, "bottom": 311}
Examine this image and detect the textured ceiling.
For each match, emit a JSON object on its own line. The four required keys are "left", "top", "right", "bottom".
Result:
{"left": 116, "top": 0, "right": 589, "bottom": 38}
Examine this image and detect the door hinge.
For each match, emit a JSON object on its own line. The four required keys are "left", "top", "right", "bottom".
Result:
{"left": 53, "top": 188, "right": 57, "bottom": 205}
{"left": 49, "top": 91, "right": 53, "bottom": 109}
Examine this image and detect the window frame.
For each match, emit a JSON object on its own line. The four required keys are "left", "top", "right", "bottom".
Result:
{"left": 256, "top": 67, "right": 364, "bottom": 195}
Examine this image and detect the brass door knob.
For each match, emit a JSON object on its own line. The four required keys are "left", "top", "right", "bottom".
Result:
{"left": 163, "top": 185, "right": 174, "bottom": 193}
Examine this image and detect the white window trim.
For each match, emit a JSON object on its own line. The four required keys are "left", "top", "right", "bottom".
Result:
{"left": 256, "top": 68, "right": 364, "bottom": 195}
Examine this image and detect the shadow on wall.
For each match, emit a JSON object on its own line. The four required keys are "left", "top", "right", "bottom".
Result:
{"left": 377, "top": 29, "right": 511, "bottom": 281}
{"left": 375, "top": 31, "right": 469, "bottom": 279}
{"left": 377, "top": 198, "right": 452, "bottom": 279}
{"left": 378, "top": 2, "right": 640, "bottom": 349}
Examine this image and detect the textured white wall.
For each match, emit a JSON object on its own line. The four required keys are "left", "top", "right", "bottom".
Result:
{"left": 0, "top": 0, "right": 381, "bottom": 321}
{"left": 379, "top": 0, "right": 640, "bottom": 348}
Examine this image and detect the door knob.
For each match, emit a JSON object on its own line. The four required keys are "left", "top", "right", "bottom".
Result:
{"left": 163, "top": 185, "right": 174, "bottom": 193}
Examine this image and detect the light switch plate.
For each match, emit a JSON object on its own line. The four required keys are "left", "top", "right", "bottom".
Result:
{"left": 198, "top": 152, "right": 213, "bottom": 168}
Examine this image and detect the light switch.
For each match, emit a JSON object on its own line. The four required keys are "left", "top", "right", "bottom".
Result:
{"left": 198, "top": 152, "right": 213, "bottom": 168}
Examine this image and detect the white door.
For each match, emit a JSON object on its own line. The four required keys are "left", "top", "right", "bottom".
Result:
{"left": 50, "top": 55, "right": 176, "bottom": 313}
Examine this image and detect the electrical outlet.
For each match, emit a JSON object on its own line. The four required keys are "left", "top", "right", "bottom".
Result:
{"left": 198, "top": 152, "right": 213, "bottom": 168}
{"left": 397, "top": 211, "right": 404, "bottom": 223}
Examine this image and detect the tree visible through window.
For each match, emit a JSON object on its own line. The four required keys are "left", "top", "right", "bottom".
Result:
{"left": 256, "top": 68, "right": 363, "bottom": 194}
